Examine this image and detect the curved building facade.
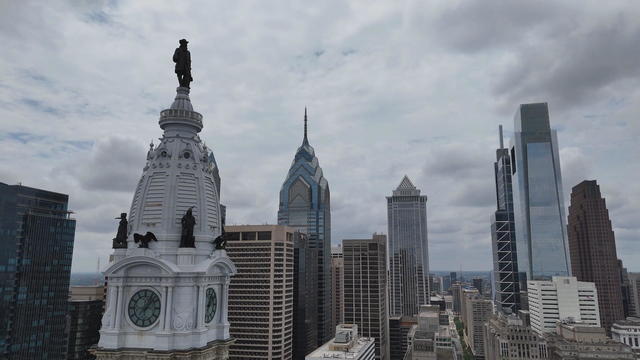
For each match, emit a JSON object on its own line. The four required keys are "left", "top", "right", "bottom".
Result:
{"left": 278, "top": 109, "right": 332, "bottom": 346}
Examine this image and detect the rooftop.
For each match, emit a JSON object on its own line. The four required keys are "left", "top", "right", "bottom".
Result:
{"left": 306, "top": 324, "right": 374, "bottom": 359}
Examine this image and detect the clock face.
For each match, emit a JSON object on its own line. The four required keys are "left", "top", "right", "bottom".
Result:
{"left": 205, "top": 287, "right": 217, "bottom": 323}
{"left": 128, "top": 289, "right": 161, "bottom": 328}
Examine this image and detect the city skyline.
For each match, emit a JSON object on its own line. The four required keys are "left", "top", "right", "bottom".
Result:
{"left": 1, "top": 1, "right": 639, "bottom": 273}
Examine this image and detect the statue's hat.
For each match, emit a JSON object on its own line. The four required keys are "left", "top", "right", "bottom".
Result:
{"left": 179, "top": 38, "right": 188, "bottom": 44}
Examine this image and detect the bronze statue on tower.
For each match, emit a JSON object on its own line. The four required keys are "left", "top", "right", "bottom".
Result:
{"left": 173, "top": 39, "right": 193, "bottom": 88}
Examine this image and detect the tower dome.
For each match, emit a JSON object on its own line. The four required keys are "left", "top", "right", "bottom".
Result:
{"left": 126, "top": 87, "right": 221, "bottom": 262}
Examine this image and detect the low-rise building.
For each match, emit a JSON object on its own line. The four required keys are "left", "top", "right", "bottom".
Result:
{"left": 611, "top": 317, "right": 640, "bottom": 352}
{"left": 407, "top": 305, "right": 458, "bottom": 360}
{"left": 545, "top": 321, "right": 634, "bottom": 359}
{"left": 484, "top": 312, "right": 548, "bottom": 359}
{"left": 306, "top": 324, "right": 375, "bottom": 360}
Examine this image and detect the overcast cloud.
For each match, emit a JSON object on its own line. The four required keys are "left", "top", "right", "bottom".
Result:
{"left": 0, "top": 0, "right": 638, "bottom": 272}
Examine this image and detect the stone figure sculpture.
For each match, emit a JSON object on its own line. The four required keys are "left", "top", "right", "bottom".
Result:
{"left": 213, "top": 225, "right": 226, "bottom": 250}
{"left": 213, "top": 212, "right": 227, "bottom": 250}
{"left": 180, "top": 208, "right": 196, "bottom": 248}
{"left": 133, "top": 232, "right": 158, "bottom": 248}
{"left": 173, "top": 39, "right": 192, "bottom": 88}
{"left": 112, "top": 213, "right": 128, "bottom": 249}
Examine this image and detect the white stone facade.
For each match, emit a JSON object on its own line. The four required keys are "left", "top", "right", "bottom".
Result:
{"left": 612, "top": 317, "right": 640, "bottom": 350}
{"left": 527, "top": 276, "right": 599, "bottom": 335}
{"left": 96, "top": 87, "right": 236, "bottom": 359}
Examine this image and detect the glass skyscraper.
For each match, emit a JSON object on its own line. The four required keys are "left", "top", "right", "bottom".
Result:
{"left": 387, "top": 176, "right": 429, "bottom": 317}
{"left": 0, "top": 182, "right": 76, "bottom": 359}
{"left": 491, "top": 125, "right": 521, "bottom": 314}
{"left": 510, "top": 103, "right": 571, "bottom": 282}
{"left": 278, "top": 109, "right": 332, "bottom": 346}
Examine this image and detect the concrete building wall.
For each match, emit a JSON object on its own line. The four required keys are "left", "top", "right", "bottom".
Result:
{"left": 527, "top": 277, "right": 599, "bottom": 336}
{"left": 343, "top": 235, "right": 390, "bottom": 360}
{"left": 226, "top": 225, "right": 295, "bottom": 359}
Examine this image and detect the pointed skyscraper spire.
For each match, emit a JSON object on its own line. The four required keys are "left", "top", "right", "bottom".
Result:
{"left": 303, "top": 107, "right": 309, "bottom": 145}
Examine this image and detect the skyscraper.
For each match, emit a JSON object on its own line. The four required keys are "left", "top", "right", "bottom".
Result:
{"left": 67, "top": 285, "right": 104, "bottom": 360}
{"left": 331, "top": 246, "right": 344, "bottom": 332}
{"left": 462, "top": 292, "right": 492, "bottom": 359}
{"left": 510, "top": 103, "right": 571, "bottom": 281}
{"left": 387, "top": 176, "right": 429, "bottom": 317}
{"left": 278, "top": 109, "right": 332, "bottom": 345}
{"left": 567, "top": 180, "right": 624, "bottom": 334}
{"left": 491, "top": 125, "right": 521, "bottom": 314}
{"left": 343, "top": 235, "right": 390, "bottom": 360}
{"left": 225, "top": 225, "right": 295, "bottom": 359}
{"left": 293, "top": 233, "right": 318, "bottom": 359}
{"left": 0, "top": 183, "right": 76, "bottom": 359}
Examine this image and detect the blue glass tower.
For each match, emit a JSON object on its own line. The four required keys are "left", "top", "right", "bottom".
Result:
{"left": 510, "top": 103, "right": 571, "bottom": 282}
{"left": 278, "top": 109, "right": 332, "bottom": 346}
{"left": 0, "top": 183, "right": 76, "bottom": 359}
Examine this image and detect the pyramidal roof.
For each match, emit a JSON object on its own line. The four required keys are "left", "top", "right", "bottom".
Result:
{"left": 396, "top": 175, "right": 416, "bottom": 190}
{"left": 392, "top": 175, "right": 421, "bottom": 196}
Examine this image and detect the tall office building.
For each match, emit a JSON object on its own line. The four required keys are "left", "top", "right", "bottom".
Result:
{"left": 94, "top": 85, "right": 236, "bottom": 359}
{"left": 278, "top": 109, "right": 332, "bottom": 345}
{"left": 462, "top": 292, "right": 492, "bottom": 359}
{"left": 451, "top": 283, "right": 464, "bottom": 314}
{"left": 388, "top": 316, "right": 416, "bottom": 360}
{"left": 387, "top": 176, "right": 429, "bottom": 317}
{"left": 0, "top": 183, "right": 76, "bottom": 359}
{"left": 619, "top": 260, "right": 635, "bottom": 318}
{"left": 628, "top": 273, "right": 640, "bottom": 317}
{"left": 67, "top": 285, "right": 104, "bottom": 360}
{"left": 491, "top": 125, "right": 521, "bottom": 314}
{"left": 331, "top": 246, "right": 344, "bottom": 331}
{"left": 472, "top": 277, "right": 484, "bottom": 295}
{"left": 293, "top": 233, "right": 318, "bottom": 359}
{"left": 567, "top": 180, "right": 624, "bottom": 334}
{"left": 343, "top": 235, "right": 390, "bottom": 360}
{"left": 225, "top": 225, "right": 295, "bottom": 360}
{"left": 510, "top": 103, "right": 571, "bottom": 281}
{"left": 527, "top": 277, "right": 599, "bottom": 335}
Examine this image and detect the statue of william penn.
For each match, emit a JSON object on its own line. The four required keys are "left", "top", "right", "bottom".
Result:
{"left": 173, "top": 39, "right": 193, "bottom": 88}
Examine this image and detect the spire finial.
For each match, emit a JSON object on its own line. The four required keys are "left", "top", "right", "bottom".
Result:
{"left": 303, "top": 107, "right": 309, "bottom": 145}
{"left": 499, "top": 125, "right": 504, "bottom": 149}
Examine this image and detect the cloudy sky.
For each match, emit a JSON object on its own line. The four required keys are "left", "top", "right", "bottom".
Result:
{"left": 1, "top": 1, "right": 639, "bottom": 273}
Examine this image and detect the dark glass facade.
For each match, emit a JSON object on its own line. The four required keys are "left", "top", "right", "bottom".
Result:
{"left": 510, "top": 103, "right": 571, "bottom": 281}
{"left": 293, "top": 232, "right": 318, "bottom": 359}
{"left": 490, "top": 126, "right": 521, "bottom": 314}
{"left": 278, "top": 111, "right": 332, "bottom": 346}
{"left": 0, "top": 182, "right": 76, "bottom": 359}
{"left": 389, "top": 316, "right": 416, "bottom": 360}
{"left": 66, "top": 299, "right": 103, "bottom": 359}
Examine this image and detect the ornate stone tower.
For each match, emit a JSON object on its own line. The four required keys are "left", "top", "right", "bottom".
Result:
{"left": 93, "top": 85, "right": 236, "bottom": 359}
